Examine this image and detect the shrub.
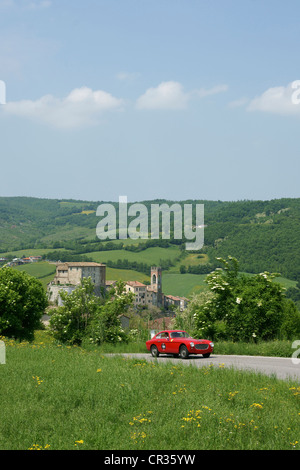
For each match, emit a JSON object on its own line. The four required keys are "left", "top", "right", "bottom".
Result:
{"left": 49, "top": 279, "right": 133, "bottom": 346}
{"left": 0, "top": 267, "right": 47, "bottom": 341}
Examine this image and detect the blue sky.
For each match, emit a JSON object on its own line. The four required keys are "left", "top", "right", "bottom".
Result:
{"left": 0, "top": 0, "right": 300, "bottom": 202}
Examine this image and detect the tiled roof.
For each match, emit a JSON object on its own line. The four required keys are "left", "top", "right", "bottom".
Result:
{"left": 57, "top": 262, "right": 106, "bottom": 267}
{"left": 126, "top": 281, "right": 146, "bottom": 287}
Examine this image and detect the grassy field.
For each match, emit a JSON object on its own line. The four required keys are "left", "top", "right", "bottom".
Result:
{"left": 168, "top": 253, "right": 209, "bottom": 273}
{"left": 5, "top": 258, "right": 298, "bottom": 299}
{"left": 106, "top": 267, "right": 150, "bottom": 283}
{"left": 14, "top": 262, "right": 56, "bottom": 288}
{"left": 89, "top": 246, "right": 180, "bottom": 265}
{"left": 1, "top": 248, "right": 68, "bottom": 258}
{"left": 0, "top": 332, "right": 299, "bottom": 451}
{"left": 162, "top": 273, "right": 207, "bottom": 297}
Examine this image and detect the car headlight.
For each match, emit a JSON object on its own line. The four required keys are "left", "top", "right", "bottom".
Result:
{"left": 190, "top": 342, "right": 195, "bottom": 348}
{"left": 210, "top": 342, "right": 214, "bottom": 348}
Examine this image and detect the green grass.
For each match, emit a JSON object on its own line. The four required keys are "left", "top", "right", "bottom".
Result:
{"left": 162, "top": 272, "right": 297, "bottom": 299}
{"left": 168, "top": 253, "right": 209, "bottom": 273}
{"left": 214, "top": 340, "right": 296, "bottom": 358}
{"left": 0, "top": 332, "right": 299, "bottom": 450}
{"left": 106, "top": 267, "right": 150, "bottom": 283}
{"left": 14, "top": 261, "right": 56, "bottom": 278}
{"left": 1, "top": 248, "right": 68, "bottom": 258}
{"left": 13, "top": 262, "right": 56, "bottom": 288}
{"left": 89, "top": 246, "right": 180, "bottom": 265}
{"left": 162, "top": 273, "right": 208, "bottom": 297}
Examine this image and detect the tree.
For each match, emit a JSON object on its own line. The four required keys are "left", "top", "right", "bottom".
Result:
{"left": 173, "top": 290, "right": 215, "bottom": 335}
{"left": 49, "top": 277, "right": 103, "bottom": 344}
{"left": 193, "top": 257, "right": 290, "bottom": 342}
{"left": 180, "top": 265, "right": 187, "bottom": 274}
{"left": 280, "top": 299, "right": 300, "bottom": 340}
{"left": 49, "top": 279, "right": 134, "bottom": 345}
{"left": 88, "top": 281, "right": 134, "bottom": 345}
{"left": 0, "top": 267, "right": 48, "bottom": 341}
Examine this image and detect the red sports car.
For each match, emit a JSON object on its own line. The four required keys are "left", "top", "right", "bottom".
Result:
{"left": 146, "top": 330, "right": 214, "bottom": 359}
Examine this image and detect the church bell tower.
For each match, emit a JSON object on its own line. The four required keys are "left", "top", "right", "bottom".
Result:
{"left": 150, "top": 266, "right": 162, "bottom": 306}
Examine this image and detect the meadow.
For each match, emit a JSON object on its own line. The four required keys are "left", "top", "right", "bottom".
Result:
{"left": 0, "top": 332, "right": 299, "bottom": 451}
{"left": 9, "top": 259, "right": 297, "bottom": 299}
{"left": 88, "top": 246, "right": 181, "bottom": 265}
{"left": 14, "top": 262, "right": 57, "bottom": 289}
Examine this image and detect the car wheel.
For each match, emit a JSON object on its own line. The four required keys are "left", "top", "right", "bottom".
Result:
{"left": 179, "top": 345, "right": 189, "bottom": 359}
{"left": 151, "top": 345, "right": 159, "bottom": 357}
{"left": 203, "top": 353, "right": 211, "bottom": 358}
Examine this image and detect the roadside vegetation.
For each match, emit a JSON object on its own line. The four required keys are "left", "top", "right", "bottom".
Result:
{"left": 0, "top": 332, "right": 299, "bottom": 450}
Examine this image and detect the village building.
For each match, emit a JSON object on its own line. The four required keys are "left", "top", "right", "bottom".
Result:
{"left": 48, "top": 261, "right": 189, "bottom": 312}
{"left": 48, "top": 261, "right": 106, "bottom": 305}
{"left": 163, "top": 294, "right": 189, "bottom": 311}
{"left": 124, "top": 266, "right": 189, "bottom": 311}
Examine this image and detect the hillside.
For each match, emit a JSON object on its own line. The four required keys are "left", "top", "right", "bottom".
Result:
{"left": 0, "top": 197, "right": 299, "bottom": 289}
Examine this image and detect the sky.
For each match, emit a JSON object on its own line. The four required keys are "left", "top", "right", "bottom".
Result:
{"left": 0, "top": 0, "right": 300, "bottom": 202}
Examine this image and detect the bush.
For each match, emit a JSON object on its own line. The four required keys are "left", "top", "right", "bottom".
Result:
{"left": 88, "top": 281, "right": 133, "bottom": 345}
{"left": 49, "top": 278, "right": 103, "bottom": 344}
{"left": 49, "top": 279, "right": 133, "bottom": 346}
{"left": 186, "top": 256, "right": 300, "bottom": 342}
{"left": 0, "top": 267, "right": 47, "bottom": 341}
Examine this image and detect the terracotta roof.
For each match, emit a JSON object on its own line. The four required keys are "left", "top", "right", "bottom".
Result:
{"left": 165, "top": 294, "right": 181, "bottom": 301}
{"left": 57, "top": 263, "right": 69, "bottom": 270}
{"left": 165, "top": 294, "right": 189, "bottom": 302}
{"left": 57, "top": 262, "right": 106, "bottom": 267}
{"left": 126, "top": 281, "right": 146, "bottom": 287}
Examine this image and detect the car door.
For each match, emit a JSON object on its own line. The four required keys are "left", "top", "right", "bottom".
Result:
{"left": 156, "top": 332, "right": 171, "bottom": 353}
{"left": 168, "top": 332, "right": 181, "bottom": 354}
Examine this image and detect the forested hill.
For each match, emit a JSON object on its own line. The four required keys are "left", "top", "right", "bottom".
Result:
{"left": 0, "top": 196, "right": 299, "bottom": 281}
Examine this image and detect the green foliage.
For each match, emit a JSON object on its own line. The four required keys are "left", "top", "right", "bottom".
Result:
{"left": 49, "top": 278, "right": 103, "bottom": 344}
{"left": 88, "top": 281, "right": 134, "bottom": 345}
{"left": 280, "top": 299, "right": 300, "bottom": 340}
{"left": 204, "top": 199, "right": 300, "bottom": 280}
{"left": 184, "top": 257, "right": 298, "bottom": 342}
{"left": 0, "top": 267, "right": 47, "bottom": 341}
{"left": 173, "top": 290, "right": 215, "bottom": 335}
{"left": 1, "top": 196, "right": 299, "bottom": 283}
{"left": 49, "top": 279, "right": 134, "bottom": 345}
{"left": 1, "top": 337, "right": 300, "bottom": 450}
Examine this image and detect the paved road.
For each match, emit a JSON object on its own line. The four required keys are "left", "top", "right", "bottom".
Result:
{"left": 111, "top": 353, "right": 300, "bottom": 382}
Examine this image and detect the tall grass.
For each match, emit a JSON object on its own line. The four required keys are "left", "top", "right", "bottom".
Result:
{"left": 0, "top": 333, "right": 299, "bottom": 450}
{"left": 214, "top": 340, "right": 295, "bottom": 358}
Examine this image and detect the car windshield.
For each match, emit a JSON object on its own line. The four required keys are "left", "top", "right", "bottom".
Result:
{"left": 170, "top": 331, "right": 191, "bottom": 338}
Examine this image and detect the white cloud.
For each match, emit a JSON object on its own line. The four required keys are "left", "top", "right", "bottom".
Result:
{"left": 195, "top": 84, "right": 228, "bottom": 98}
{"left": 136, "top": 81, "right": 228, "bottom": 110}
{"left": 136, "top": 81, "right": 189, "bottom": 110}
{"left": 25, "top": 1, "right": 52, "bottom": 10}
{"left": 3, "top": 86, "right": 125, "bottom": 128}
{"left": 0, "top": 0, "right": 51, "bottom": 9}
{"left": 247, "top": 82, "right": 300, "bottom": 116}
